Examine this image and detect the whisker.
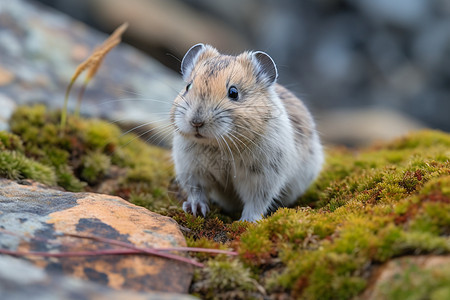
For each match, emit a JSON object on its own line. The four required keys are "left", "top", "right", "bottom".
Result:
{"left": 220, "top": 135, "right": 237, "bottom": 179}
{"left": 230, "top": 130, "right": 266, "bottom": 167}
{"left": 213, "top": 134, "right": 230, "bottom": 189}
{"left": 166, "top": 52, "right": 182, "bottom": 63}
{"left": 98, "top": 98, "right": 172, "bottom": 106}
{"left": 177, "top": 94, "right": 191, "bottom": 109}
{"left": 233, "top": 123, "right": 266, "bottom": 140}
{"left": 120, "top": 119, "right": 170, "bottom": 137}
{"left": 146, "top": 124, "right": 175, "bottom": 146}
{"left": 111, "top": 88, "right": 145, "bottom": 97}
{"left": 119, "top": 122, "right": 173, "bottom": 148}
{"left": 109, "top": 112, "right": 172, "bottom": 126}
{"left": 111, "top": 79, "right": 183, "bottom": 99}
{"left": 225, "top": 132, "right": 249, "bottom": 179}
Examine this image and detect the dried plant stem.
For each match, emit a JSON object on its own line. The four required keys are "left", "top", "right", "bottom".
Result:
{"left": 0, "top": 247, "right": 203, "bottom": 267}
{"left": 158, "top": 247, "right": 238, "bottom": 255}
{"left": 0, "top": 230, "right": 238, "bottom": 268}
{"left": 64, "top": 233, "right": 238, "bottom": 255}
{"left": 74, "top": 77, "right": 89, "bottom": 117}
{"left": 60, "top": 22, "right": 128, "bottom": 130}
{"left": 60, "top": 81, "right": 74, "bottom": 132}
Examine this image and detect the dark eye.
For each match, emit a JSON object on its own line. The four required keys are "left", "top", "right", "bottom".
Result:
{"left": 185, "top": 83, "right": 192, "bottom": 92}
{"left": 228, "top": 86, "right": 239, "bottom": 101}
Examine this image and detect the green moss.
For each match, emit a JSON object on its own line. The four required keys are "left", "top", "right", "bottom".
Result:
{"left": 113, "top": 132, "right": 175, "bottom": 211}
{"left": 386, "top": 130, "right": 450, "bottom": 150}
{"left": 83, "top": 119, "right": 120, "bottom": 151}
{"left": 80, "top": 151, "right": 111, "bottom": 184}
{"left": 378, "top": 260, "right": 450, "bottom": 300}
{"left": 0, "top": 150, "right": 56, "bottom": 185}
{"left": 236, "top": 130, "right": 450, "bottom": 299}
{"left": 54, "top": 165, "right": 86, "bottom": 191}
{"left": 409, "top": 202, "right": 450, "bottom": 235}
{"left": 5, "top": 105, "right": 173, "bottom": 201}
{"left": 4, "top": 105, "right": 450, "bottom": 299}
{"left": 0, "top": 131, "right": 24, "bottom": 152}
{"left": 192, "top": 258, "right": 261, "bottom": 299}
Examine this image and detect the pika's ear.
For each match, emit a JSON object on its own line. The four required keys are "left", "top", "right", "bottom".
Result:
{"left": 251, "top": 51, "right": 278, "bottom": 85}
{"left": 181, "top": 43, "right": 206, "bottom": 82}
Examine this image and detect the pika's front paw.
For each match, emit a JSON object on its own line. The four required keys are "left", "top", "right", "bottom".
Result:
{"left": 239, "top": 214, "right": 262, "bottom": 222}
{"left": 239, "top": 207, "right": 264, "bottom": 222}
{"left": 182, "top": 200, "right": 210, "bottom": 217}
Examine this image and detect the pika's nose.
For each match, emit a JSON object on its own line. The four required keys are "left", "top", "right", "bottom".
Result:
{"left": 190, "top": 118, "right": 204, "bottom": 128}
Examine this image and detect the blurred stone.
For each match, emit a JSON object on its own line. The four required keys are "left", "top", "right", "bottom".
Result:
{"left": 0, "top": 66, "right": 15, "bottom": 86}
{"left": 362, "top": 256, "right": 450, "bottom": 300}
{"left": 0, "top": 256, "right": 197, "bottom": 300}
{"left": 91, "top": 0, "right": 250, "bottom": 63}
{"left": 0, "top": 0, "right": 182, "bottom": 127}
{"left": 318, "top": 108, "right": 425, "bottom": 147}
{"left": 5, "top": 0, "right": 450, "bottom": 143}
{"left": 413, "top": 20, "right": 450, "bottom": 69}
{"left": 0, "top": 94, "right": 17, "bottom": 131}
{"left": 0, "top": 179, "right": 193, "bottom": 294}
{"left": 351, "top": 0, "right": 431, "bottom": 28}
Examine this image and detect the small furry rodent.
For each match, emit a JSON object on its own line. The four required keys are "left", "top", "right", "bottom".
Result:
{"left": 171, "top": 43, "right": 324, "bottom": 222}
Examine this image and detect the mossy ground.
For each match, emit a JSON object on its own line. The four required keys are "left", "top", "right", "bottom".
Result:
{"left": 2, "top": 105, "right": 449, "bottom": 299}
{"left": 3, "top": 105, "right": 175, "bottom": 210}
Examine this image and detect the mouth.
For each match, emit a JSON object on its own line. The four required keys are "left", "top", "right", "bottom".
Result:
{"left": 193, "top": 127, "right": 205, "bottom": 139}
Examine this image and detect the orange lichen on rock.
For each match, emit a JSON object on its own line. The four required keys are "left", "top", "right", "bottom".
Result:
{"left": 48, "top": 193, "right": 185, "bottom": 248}
{"left": 0, "top": 179, "right": 192, "bottom": 293}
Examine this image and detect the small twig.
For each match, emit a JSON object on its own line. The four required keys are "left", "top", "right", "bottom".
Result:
{"left": 60, "top": 22, "right": 128, "bottom": 130}
{"left": 157, "top": 247, "right": 238, "bottom": 255}
{"left": 64, "top": 232, "right": 237, "bottom": 255}
{"left": 0, "top": 248, "right": 132, "bottom": 257}
{"left": 0, "top": 230, "right": 238, "bottom": 268}
{"left": 0, "top": 248, "right": 203, "bottom": 267}
{"left": 74, "top": 79, "right": 87, "bottom": 117}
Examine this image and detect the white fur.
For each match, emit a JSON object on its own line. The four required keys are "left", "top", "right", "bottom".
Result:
{"left": 172, "top": 45, "right": 323, "bottom": 222}
{"left": 172, "top": 84, "right": 324, "bottom": 222}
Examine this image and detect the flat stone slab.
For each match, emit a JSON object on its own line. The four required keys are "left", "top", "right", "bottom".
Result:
{"left": 0, "top": 256, "right": 196, "bottom": 300}
{"left": 0, "top": 179, "right": 193, "bottom": 294}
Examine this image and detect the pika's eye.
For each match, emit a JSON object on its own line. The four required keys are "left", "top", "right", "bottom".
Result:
{"left": 228, "top": 86, "right": 239, "bottom": 101}
{"left": 185, "top": 83, "right": 192, "bottom": 92}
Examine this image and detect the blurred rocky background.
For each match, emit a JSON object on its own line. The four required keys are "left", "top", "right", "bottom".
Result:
{"left": 5, "top": 0, "right": 450, "bottom": 146}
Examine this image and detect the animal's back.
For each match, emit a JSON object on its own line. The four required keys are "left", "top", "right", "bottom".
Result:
{"left": 275, "top": 84, "right": 324, "bottom": 203}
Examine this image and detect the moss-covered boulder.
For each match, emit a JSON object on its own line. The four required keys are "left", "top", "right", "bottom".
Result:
{"left": 185, "top": 130, "right": 449, "bottom": 299}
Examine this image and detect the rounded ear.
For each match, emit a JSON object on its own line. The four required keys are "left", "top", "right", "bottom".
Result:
{"left": 252, "top": 51, "right": 278, "bottom": 85}
{"left": 181, "top": 43, "right": 206, "bottom": 81}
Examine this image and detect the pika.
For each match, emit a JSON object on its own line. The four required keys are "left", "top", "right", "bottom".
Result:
{"left": 171, "top": 44, "right": 324, "bottom": 222}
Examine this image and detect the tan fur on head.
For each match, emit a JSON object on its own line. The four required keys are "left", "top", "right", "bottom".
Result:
{"left": 173, "top": 46, "right": 276, "bottom": 147}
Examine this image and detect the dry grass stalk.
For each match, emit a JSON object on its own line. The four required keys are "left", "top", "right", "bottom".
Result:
{"left": 60, "top": 22, "right": 129, "bottom": 131}
{"left": 0, "top": 229, "right": 238, "bottom": 268}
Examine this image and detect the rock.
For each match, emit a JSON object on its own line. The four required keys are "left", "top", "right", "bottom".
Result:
{"left": 0, "top": 256, "right": 197, "bottom": 300}
{"left": 0, "top": 179, "right": 193, "bottom": 294}
{"left": 4, "top": 0, "right": 450, "bottom": 144}
{"left": 353, "top": 0, "right": 431, "bottom": 28}
{"left": 29, "top": 0, "right": 450, "bottom": 137}
{"left": 0, "top": 0, "right": 182, "bottom": 127}
{"left": 362, "top": 256, "right": 450, "bottom": 300}
{"left": 92, "top": 0, "right": 250, "bottom": 64}
{"left": 318, "top": 108, "right": 425, "bottom": 147}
